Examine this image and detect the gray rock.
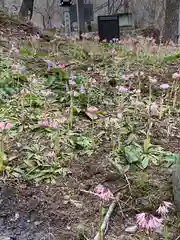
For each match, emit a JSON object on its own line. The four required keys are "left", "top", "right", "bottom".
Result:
{"left": 125, "top": 225, "right": 138, "bottom": 233}
{"left": 0, "top": 236, "right": 11, "bottom": 240}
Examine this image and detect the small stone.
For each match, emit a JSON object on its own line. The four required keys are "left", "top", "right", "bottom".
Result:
{"left": 63, "top": 200, "right": 69, "bottom": 205}
{"left": 70, "top": 199, "right": 83, "bottom": 208}
{"left": 10, "top": 212, "right": 19, "bottom": 222}
{"left": 34, "top": 221, "right": 42, "bottom": 226}
{"left": 64, "top": 195, "right": 70, "bottom": 200}
{"left": 0, "top": 237, "right": 11, "bottom": 240}
{"left": 125, "top": 225, "right": 138, "bottom": 233}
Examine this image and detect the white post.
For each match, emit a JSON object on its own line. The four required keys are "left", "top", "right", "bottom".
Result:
{"left": 63, "top": 7, "right": 71, "bottom": 36}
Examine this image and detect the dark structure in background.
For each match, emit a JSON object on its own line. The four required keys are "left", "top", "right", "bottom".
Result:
{"left": 69, "top": 4, "right": 93, "bottom": 23}
{"left": 98, "top": 15, "right": 120, "bottom": 41}
{"left": 163, "top": 0, "right": 179, "bottom": 43}
{"left": 19, "top": 0, "right": 34, "bottom": 20}
{"left": 87, "top": 22, "right": 92, "bottom": 32}
{"left": 60, "top": 0, "right": 73, "bottom": 6}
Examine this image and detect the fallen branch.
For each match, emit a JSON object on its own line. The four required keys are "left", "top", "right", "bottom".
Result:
{"left": 93, "top": 193, "right": 121, "bottom": 240}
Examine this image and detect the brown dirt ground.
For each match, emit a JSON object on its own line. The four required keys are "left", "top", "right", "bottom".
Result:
{"left": 1, "top": 135, "right": 180, "bottom": 240}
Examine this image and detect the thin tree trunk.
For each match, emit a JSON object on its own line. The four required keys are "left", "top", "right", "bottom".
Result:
{"left": 19, "top": 0, "right": 34, "bottom": 20}
{"left": 163, "top": 0, "right": 179, "bottom": 43}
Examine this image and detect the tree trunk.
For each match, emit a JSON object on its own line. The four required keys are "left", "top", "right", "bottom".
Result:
{"left": 19, "top": 0, "right": 34, "bottom": 20}
{"left": 163, "top": 0, "right": 179, "bottom": 43}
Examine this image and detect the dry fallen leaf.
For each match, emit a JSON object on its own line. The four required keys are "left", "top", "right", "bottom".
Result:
{"left": 85, "top": 106, "right": 99, "bottom": 120}
{"left": 85, "top": 111, "right": 98, "bottom": 120}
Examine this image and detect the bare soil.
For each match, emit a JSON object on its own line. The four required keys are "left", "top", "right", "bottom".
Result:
{"left": 0, "top": 135, "right": 180, "bottom": 240}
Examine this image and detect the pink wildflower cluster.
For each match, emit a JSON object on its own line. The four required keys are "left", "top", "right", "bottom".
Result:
{"left": 20, "top": 89, "right": 31, "bottom": 95}
{"left": 172, "top": 72, "right": 180, "bottom": 79}
{"left": 38, "top": 117, "right": 66, "bottom": 129}
{"left": 136, "top": 213, "right": 163, "bottom": 231}
{"left": 94, "top": 184, "right": 114, "bottom": 201}
{"left": 156, "top": 201, "right": 173, "bottom": 217}
{"left": 136, "top": 201, "right": 173, "bottom": 232}
{"left": 58, "top": 63, "right": 65, "bottom": 69}
{"left": 122, "top": 73, "right": 135, "bottom": 80}
{"left": 117, "top": 86, "right": 129, "bottom": 93}
{"left": 94, "top": 34, "right": 100, "bottom": 41}
{"left": 0, "top": 122, "right": 13, "bottom": 130}
{"left": 38, "top": 120, "right": 58, "bottom": 129}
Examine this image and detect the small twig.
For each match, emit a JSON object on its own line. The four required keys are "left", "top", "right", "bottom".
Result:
{"left": 175, "top": 236, "right": 180, "bottom": 240}
{"left": 80, "top": 189, "right": 100, "bottom": 197}
{"left": 93, "top": 193, "right": 121, "bottom": 240}
{"left": 113, "top": 184, "right": 128, "bottom": 194}
{"left": 124, "top": 173, "right": 132, "bottom": 195}
{"left": 119, "top": 198, "right": 139, "bottom": 212}
{"left": 117, "top": 201, "right": 125, "bottom": 218}
{"left": 109, "top": 159, "right": 132, "bottom": 195}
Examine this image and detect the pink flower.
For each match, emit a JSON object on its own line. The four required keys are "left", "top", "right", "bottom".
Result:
{"left": 10, "top": 46, "right": 19, "bottom": 55}
{"left": 156, "top": 201, "right": 173, "bottom": 217}
{"left": 159, "top": 84, "right": 169, "bottom": 89}
{"left": 172, "top": 72, "right": 180, "bottom": 79}
{"left": 122, "top": 73, "right": 134, "bottom": 81}
{"left": 94, "top": 184, "right": 105, "bottom": 194}
{"left": 0, "top": 122, "right": 13, "bottom": 130}
{"left": 117, "top": 86, "right": 129, "bottom": 93}
{"left": 58, "top": 64, "right": 65, "bottom": 69}
{"left": 49, "top": 121, "right": 59, "bottom": 129}
{"left": 151, "top": 39, "right": 156, "bottom": 46}
{"left": 94, "top": 184, "right": 114, "bottom": 201}
{"left": 38, "top": 118, "right": 65, "bottom": 129}
{"left": 11, "top": 64, "right": 17, "bottom": 71}
{"left": 163, "top": 201, "right": 173, "bottom": 208}
{"left": 58, "top": 117, "right": 66, "bottom": 124}
{"left": 102, "top": 39, "right": 107, "bottom": 42}
{"left": 38, "top": 121, "right": 49, "bottom": 127}
{"left": 136, "top": 213, "right": 163, "bottom": 231}
{"left": 20, "top": 89, "right": 31, "bottom": 94}
{"left": 94, "top": 35, "right": 100, "bottom": 41}
{"left": 86, "top": 106, "right": 98, "bottom": 113}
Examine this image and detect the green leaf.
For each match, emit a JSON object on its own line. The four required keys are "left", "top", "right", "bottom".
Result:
{"left": 101, "top": 206, "right": 106, "bottom": 217}
{"left": 165, "top": 154, "right": 180, "bottom": 163}
{"left": 141, "top": 156, "right": 149, "bottom": 169}
{"left": 72, "top": 106, "right": 81, "bottom": 114}
{"left": 124, "top": 145, "right": 141, "bottom": 163}
{"left": 47, "top": 75, "right": 56, "bottom": 87}
{"left": 126, "top": 133, "right": 137, "bottom": 144}
{"left": 143, "top": 137, "right": 150, "bottom": 154}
